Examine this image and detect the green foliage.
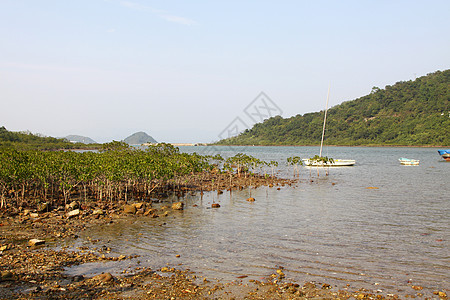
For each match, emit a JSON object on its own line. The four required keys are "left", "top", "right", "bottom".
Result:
{"left": 101, "top": 140, "right": 130, "bottom": 152}
{"left": 0, "top": 126, "right": 100, "bottom": 150}
{"left": 216, "top": 70, "right": 450, "bottom": 146}
{"left": 0, "top": 146, "right": 212, "bottom": 208}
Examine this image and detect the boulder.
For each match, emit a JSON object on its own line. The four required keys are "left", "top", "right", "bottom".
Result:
{"left": 67, "top": 209, "right": 80, "bottom": 218}
{"left": 172, "top": 202, "right": 184, "bottom": 210}
{"left": 93, "top": 272, "right": 113, "bottom": 282}
{"left": 123, "top": 204, "right": 136, "bottom": 214}
{"left": 92, "top": 209, "right": 104, "bottom": 215}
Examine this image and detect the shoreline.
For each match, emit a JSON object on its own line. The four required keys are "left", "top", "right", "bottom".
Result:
{"left": 1, "top": 173, "right": 448, "bottom": 299}
{"left": 209, "top": 144, "right": 449, "bottom": 148}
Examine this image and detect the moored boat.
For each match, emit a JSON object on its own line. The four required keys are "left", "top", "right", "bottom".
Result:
{"left": 305, "top": 86, "right": 356, "bottom": 167}
{"left": 399, "top": 158, "right": 420, "bottom": 165}
{"left": 437, "top": 150, "right": 450, "bottom": 161}
{"left": 303, "top": 158, "right": 356, "bottom": 167}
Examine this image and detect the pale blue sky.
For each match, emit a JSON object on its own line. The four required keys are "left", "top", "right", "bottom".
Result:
{"left": 1, "top": 0, "right": 449, "bottom": 143}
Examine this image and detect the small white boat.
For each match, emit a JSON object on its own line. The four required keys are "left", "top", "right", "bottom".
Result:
{"left": 303, "top": 159, "right": 356, "bottom": 167}
{"left": 303, "top": 86, "right": 355, "bottom": 167}
{"left": 399, "top": 158, "right": 420, "bottom": 165}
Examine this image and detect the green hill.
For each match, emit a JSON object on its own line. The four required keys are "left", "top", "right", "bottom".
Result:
{"left": 217, "top": 70, "right": 450, "bottom": 146}
{"left": 64, "top": 135, "right": 97, "bottom": 144}
{"left": 123, "top": 131, "right": 157, "bottom": 144}
{"left": 0, "top": 127, "right": 98, "bottom": 150}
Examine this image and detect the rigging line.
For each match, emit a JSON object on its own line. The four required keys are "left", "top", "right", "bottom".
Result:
{"left": 319, "top": 84, "right": 331, "bottom": 157}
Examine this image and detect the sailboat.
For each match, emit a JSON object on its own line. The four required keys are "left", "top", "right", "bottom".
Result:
{"left": 302, "top": 86, "right": 356, "bottom": 167}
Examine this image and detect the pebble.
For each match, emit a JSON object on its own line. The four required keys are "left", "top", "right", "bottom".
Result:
{"left": 28, "top": 239, "right": 45, "bottom": 246}
{"left": 172, "top": 202, "right": 184, "bottom": 210}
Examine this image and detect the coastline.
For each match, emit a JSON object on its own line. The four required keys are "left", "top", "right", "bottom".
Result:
{"left": 210, "top": 144, "right": 449, "bottom": 148}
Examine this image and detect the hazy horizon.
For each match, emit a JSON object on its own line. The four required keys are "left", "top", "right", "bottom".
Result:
{"left": 1, "top": 0, "right": 449, "bottom": 143}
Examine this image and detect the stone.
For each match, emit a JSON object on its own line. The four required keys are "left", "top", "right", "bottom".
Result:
{"left": 246, "top": 197, "right": 255, "bottom": 202}
{"left": 67, "top": 209, "right": 80, "bottom": 218}
{"left": 37, "top": 202, "right": 49, "bottom": 212}
{"left": 28, "top": 239, "right": 45, "bottom": 246}
{"left": 133, "top": 202, "right": 145, "bottom": 210}
{"left": 123, "top": 204, "right": 137, "bottom": 214}
{"left": 67, "top": 201, "right": 79, "bottom": 210}
{"left": 1, "top": 270, "right": 13, "bottom": 281}
{"left": 93, "top": 272, "right": 113, "bottom": 282}
{"left": 144, "top": 208, "right": 157, "bottom": 216}
{"left": 72, "top": 275, "right": 84, "bottom": 282}
{"left": 172, "top": 202, "right": 184, "bottom": 210}
{"left": 92, "top": 209, "right": 104, "bottom": 215}
{"left": 29, "top": 213, "right": 39, "bottom": 218}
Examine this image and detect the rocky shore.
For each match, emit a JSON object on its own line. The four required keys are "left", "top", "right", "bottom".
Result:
{"left": 1, "top": 173, "right": 448, "bottom": 299}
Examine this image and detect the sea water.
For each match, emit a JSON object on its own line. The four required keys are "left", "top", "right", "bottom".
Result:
{"left": 66, "top": 146, "right": 449, "bottom": 297}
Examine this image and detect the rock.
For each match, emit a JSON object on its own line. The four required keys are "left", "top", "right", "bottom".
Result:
{"left": 276, "top": 269, "right": 285, "bottom": 278}
{"left": 144, "top": 208, "right": 157, "bottom": 216}
{"left": 67, "top": 209, "right": 80, "bottom": 218}
{"left": 123, "top": 204, "right": 137, "bottom": 214}
{"left": 133, "top": 202, "right": 145, "bottom": 210}
{"left": 246, "top": 197, "right": 255, "bottom": 202}
{"left": 72, "top": 275, "right": 84, "bottom": 282}
{"left": 30, "top": 212, "right": 39, "bottom": 218}
{"left": 211, "top": 203, "right": 221, "bottom": 208}
{"left": 93, "top": 272, "right": 114, "bottom": 282}
{"left": 67, "top": 201, "right": 79, "bottom": 210}
{"left": 172, "top": 202, "right": 184, "bottom": 210}
{"left": 92, "top": 209, "right": 104, "bottom": 215}
{"left": 28, "top": 239, "right": 45, "bottom": 246}
{"left": 37, "top": 202, "right": 49, "bottom": 212}
{"left": 1, "top": 270, "right": 13, "bottom": 281}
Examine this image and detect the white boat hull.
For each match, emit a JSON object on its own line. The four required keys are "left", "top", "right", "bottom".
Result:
{"left": 399, "top": 158, "right": 419, "bottom": 165}
{"left": 302, "top": 159, "right": 356, "bottom": 167}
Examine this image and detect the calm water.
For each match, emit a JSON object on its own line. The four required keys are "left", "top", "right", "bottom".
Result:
{"left": 66, "top": 146, "right": 449, "bottom": 297}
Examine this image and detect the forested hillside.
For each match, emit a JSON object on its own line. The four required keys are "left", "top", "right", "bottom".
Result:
{"left": 218, "top": 70, "right": 450, "bottom": 146}
{"left": 0, "top": 126, "right": 98, "bottom": 150}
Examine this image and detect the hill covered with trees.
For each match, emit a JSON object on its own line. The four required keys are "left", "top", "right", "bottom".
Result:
{"left": 217, "top": 70, "right": 450, "bottom": 146}
{"left": 0, "top": 127, "right": 98, "bottom": 150}
{"left": 124, "top": 131, "right": 157, "bottom": 144}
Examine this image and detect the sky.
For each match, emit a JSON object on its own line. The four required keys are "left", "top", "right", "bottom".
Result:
{"left": 1, "top": 0, "right": 449, "bottom": 143}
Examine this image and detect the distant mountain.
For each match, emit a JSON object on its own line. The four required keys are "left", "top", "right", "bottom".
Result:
{"left": 123, "top": 132, "right": 157, "bottom": 144}
{"left": 65, "top": 135, "right": 97, "bottom": 144}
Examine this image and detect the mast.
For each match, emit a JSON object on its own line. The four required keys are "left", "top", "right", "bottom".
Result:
{"left": 319, "top": 85, "right": 330, "bottom": 157}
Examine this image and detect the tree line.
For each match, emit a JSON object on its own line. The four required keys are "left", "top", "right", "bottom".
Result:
{"left": 217, "top": 69, "right": 450, "bottom": 146}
